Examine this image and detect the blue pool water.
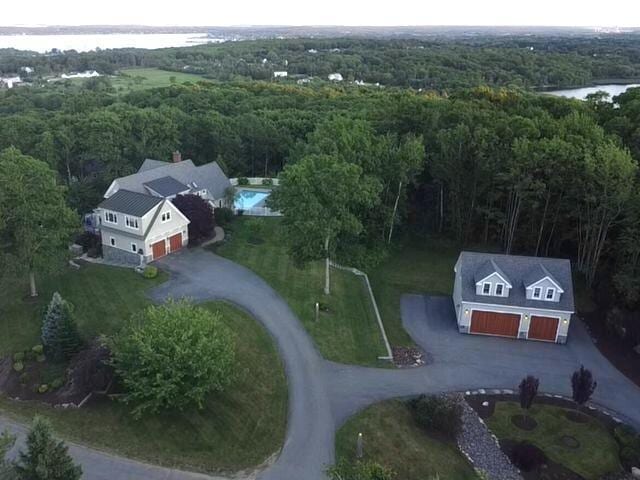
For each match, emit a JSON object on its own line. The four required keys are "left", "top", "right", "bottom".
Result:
{"left": 234, "top": 189, "right": 270, "bottom": 210}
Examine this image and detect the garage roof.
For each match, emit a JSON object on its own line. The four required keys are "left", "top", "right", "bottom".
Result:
{"left": 457, "top": 251, "right": 574, "bottom": 312}
{"left": 98, "top": 189, "right": 162, "bottom": 217}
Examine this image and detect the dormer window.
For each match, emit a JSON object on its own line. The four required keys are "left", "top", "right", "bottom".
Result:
{"left": 495, "top": 283, "right": 504, "bottom": 296}
{"left": 161, "top": 211, "right": 171, "bottom": 222}
{"left": 125, "top": 216, "right": 139, "bottom": 229}
{"left": 104, "top": 211, "right": 117, "bottom": 224}
{"left": 546, "top": 288, "right": 555, "bottom": 300}
{"left": 482, "top": 283, "right": 491, "bottom": 295}
{"left": 533, "top": 287, "right": 542, "bottom": 299}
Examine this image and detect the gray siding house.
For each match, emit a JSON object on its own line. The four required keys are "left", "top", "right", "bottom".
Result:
{"left": 452, "top": 251, "right": 575, "bottom": 343}
{"left": 94, "top": 152, "right": 231, "bottom": 265}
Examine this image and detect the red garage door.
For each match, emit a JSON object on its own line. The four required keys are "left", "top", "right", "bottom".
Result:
{"left": 169, "top": 233, "right": 182, "bottom": 253}
{"left": 151, "top": 240, "right": 166, "bottom": 260}
{"left": 470, "top": 311, "right": 520, "bottom": 338}
{"left": 528, "top": 316, "right": 559, "bottom": 342}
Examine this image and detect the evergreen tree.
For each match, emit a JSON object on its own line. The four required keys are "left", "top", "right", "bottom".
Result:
{"left": 15, "top": 416, "right": 82, "bottom": 480}
{"left": 571, "top": 365, "right": 598, "bottom": 406}
{"left": 41, "top": 292, "right": 82, "bottom": 362}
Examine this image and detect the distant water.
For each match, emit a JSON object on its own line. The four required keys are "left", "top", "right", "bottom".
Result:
{"left": 0, "top": 33, "right": 218, "bottom": 53}
{"left": 545, "top": 83, "right": 640, "bottom": 101}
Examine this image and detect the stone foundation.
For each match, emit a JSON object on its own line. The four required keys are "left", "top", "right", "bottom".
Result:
{"left": 102, "top": 245, "right": 141, "bottom": 266}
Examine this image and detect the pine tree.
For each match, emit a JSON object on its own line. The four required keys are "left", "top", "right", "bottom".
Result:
{"left": 15, "top": 416, "right": 82, "bottom": 480}
{"left": 41, "top": 292, "right": 82, "bottom": 362}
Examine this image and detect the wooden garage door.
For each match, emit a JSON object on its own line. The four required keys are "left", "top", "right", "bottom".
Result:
{"left": 169, "top": 233, "right": 182, "bottom": 253}
{"left": 151, "top": 240, "right": 166, "bottom": 260}
{"left": 528, "top": 316, "right": 559, "bottom": 342}
{"left": 470, "top": 311, "right": 520, "bottom": 338}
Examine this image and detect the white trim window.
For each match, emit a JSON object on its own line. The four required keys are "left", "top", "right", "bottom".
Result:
{"left": 104, "top": 211, "right": 117, "bottom": 224}
{"left": 125, "top": 216, "right": 139, "bottom": 229}
{"left": 482, "top": 282, "right": 491, "bottom": 295}
{"left": 546, "top": 288, "right": 556, "bottom": 300}
{"left": 533, "top": 287, "right": 542, "bottom": 299}
{"left": 161, "top": 211, "right": 171, "bottom": 222}
{"left": 110, "top": 237, "right": 116, "bottom": 247}
{"left": 131, "top": 243, "right": 138, "bottom": 253}
{"left": 495, "top": 283, "right": 504, "bottom": 296}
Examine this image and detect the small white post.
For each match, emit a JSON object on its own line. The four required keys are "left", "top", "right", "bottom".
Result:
{"left": 356, "top": 432, "right": 363, "bottom": 459}
{"left": 315, "top": 302, "right": 319, "bottom": 322}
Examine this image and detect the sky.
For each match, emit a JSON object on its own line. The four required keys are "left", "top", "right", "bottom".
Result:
{"left": 2, "top": 0, "right": 639, "bottom": 28}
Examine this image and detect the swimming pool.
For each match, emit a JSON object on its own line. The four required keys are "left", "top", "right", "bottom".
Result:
{"left": 234, "top": 188, "right": 270, "bottom": 210}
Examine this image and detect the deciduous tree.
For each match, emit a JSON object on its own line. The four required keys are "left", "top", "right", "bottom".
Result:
{"left": 172, "top": 194, "right": 215, "bottom": 245}
{"left": 571, "top": 365, "right": 597, "bottom": 406}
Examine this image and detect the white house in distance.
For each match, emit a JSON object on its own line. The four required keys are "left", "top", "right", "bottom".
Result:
{"left": 94, "top": 152, "right": 231, "bottom": 265}
{"left": 328, "top": 73, "right": 343, "bottom": 82}
{"left": 453, "top": 251, "right": 575, "bottom": 343}
{"left": 273, "top": 71, "right": 288, "bottom": 78}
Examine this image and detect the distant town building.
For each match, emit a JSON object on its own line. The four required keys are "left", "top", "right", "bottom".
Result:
{"left": 328, "top": 73, "right": 343, "bottom": 82}
{"left": 297, "top": 78, "right": 311, "bottom": 85}
{"left": 273, "top": 71, "right": 288, "bottom": 78}
{"left": 61, "top": 70, "right": 100, "bottom": 79}
{"left": 0, "top": 76, "right": 22, "bottom": 88}
{"left": 21, "top": 66, "right": 34, "bottom": 74}
{"left": 308, "top": 49, "right": 318, "bottom": 54}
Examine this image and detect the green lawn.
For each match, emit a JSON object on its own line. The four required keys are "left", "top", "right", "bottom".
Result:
{"left": 111, "top": 68, "right": 210, "bottom": 92}
{"left": 336, "top": 399, "right": 478, "bottom": 480}
{"left": 214, "top": 217, "right": 389, "bottom": 366}
{"left": 0, "top": 301, "right": 287, "bottom": 474}
{"left": 369, "top": 236, "right": 461, "bottom": 347}
{"left": 0, "top": 263, "right": 167, "bottom": 356}
{"left": 486, "top": 402, "right": 621, "bottom": 479}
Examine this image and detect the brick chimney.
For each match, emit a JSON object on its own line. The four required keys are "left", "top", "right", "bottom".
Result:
{"left": 172, "top": 150, "right": 182, "bottom": 163}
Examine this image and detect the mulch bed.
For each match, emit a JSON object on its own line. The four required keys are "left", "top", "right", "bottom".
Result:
{"left": 512, "top": 413, "right": 538, "bottom": 431}
{"left": 500, "top": 439, "right": 585, "bottom": 480}
{"left": 582, "top": 311, "right": 640, "bottom": 389}
{"left": 392, "top": 346, "right": 430, "bottom": 367}
{"left": 560, "top": 435, "right": 580, "bottom": 449}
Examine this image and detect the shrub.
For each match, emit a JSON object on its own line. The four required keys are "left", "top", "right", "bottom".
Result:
{"left": 214, "top": 207, "right": 234, "bottom": 226}
{"left": 13, "top": 362, "right": 24, "bottom": 372}
{"left": 32, "top": 345, "right": 43, "bottom": 355}
{"left": 142, "top": 266, "right": 158, "bottom": 279}
{"left": 237, "top": 177, "right": 249, "bottom": 186}
{"left": 518, "top": 375, "right": 539, "bottom": 411}
{"left": 14, "top": 416, "right": 82, "bottom": 480}
{"left": 41, "top": 292, "right": 82, "bottom": 362}
{"left": 510, "top": 442, "right": 546, "bottom": 471}
{"left": 75, "top": 232, "right": 101, "bottom": 254}
{"left": 614, "top": 425, "right": 640, "bottom": 468}
{"left": 110, "top": 299, "right": 235, "bottom": 418}
{"left": 172, "top": 194, "right": 215, "bottom": 245}
{"left": 327, "top": 460, "right": 395, "bottom": 480}
{"left": 36, "top": 355, "right": 46, "bottom": 363}
{"left": 571, "top": 365, "right": 597, "bottom": 406}
{"left": 50, "top": 378, "right": 64, "bottom": 390}
{"left": 13, "top": 352, "right": 25, "bottom": 362}
{"left": 408, "top": 395, "right": 462, "bottom": 439}
{"left": 261, "top": 178, "right": 273, "bottom": 186}
{"left": 38, "top": 384, "right": 48, "bottom": 394}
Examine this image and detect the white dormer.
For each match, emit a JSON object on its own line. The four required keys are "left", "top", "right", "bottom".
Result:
{"left": 475, "top": 260, "right": 512, "bottom": 298}
{"left": 526, "top": 276, "right": 564, "bottom": 302}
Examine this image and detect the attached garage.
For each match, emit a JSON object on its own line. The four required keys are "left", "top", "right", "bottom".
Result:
{"left": 151, "top": 240, "right": 166, "bottom": 260}
{"left": 169, "top": 233, "right": 183, "bottom": 253}
{"left": 470, "top": 311, "right": 520, "bottom": 338}
{"left": 528, "top": 315, "right": 559, "bottom": 342}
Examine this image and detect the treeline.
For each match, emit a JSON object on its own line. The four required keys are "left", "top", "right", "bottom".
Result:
{"left": 1, "top": 81, "right": 639, "bottom": 334}
{"left": 3, "top": 34, "right": 640, "bottom": 89}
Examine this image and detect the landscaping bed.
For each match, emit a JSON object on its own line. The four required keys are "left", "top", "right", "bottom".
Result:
{"left": 213, "top": 217, "right": 389, "bottom": 366}
{"left": 470, "top": 396, "right": 624, "bottom": 480}
{"left": 335, "top": 399, "right": 478, "bottom": 480}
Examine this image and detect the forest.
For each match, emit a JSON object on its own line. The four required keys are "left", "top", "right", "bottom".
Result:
{"left": 2, "top": 34, "right": 640, "bottom": 89}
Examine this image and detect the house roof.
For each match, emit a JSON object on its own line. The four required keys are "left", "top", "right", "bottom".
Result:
{"left": 474, "top": 259, "right": 512, "bottom": 287}
{"left": 98, "top": 189, "right": 162, "bottom": 217}
{"left": 457, "top": 251, "right": 575, "bottom": 312}
{"left": 143, "top": 176, "right": 190, "bottom": 197}
{"left": 107, "top": 159, "right": 231, "bottom": 200}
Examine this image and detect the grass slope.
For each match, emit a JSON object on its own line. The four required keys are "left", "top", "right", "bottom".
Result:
{"left": 214, "top": 217, "right": 388, "bottom": 366}
{"left": 336, "top": 400, "right": 477, "bottom": 480}
{"left": 0, "top": 263, "right": 166, "bottom": 356}
{"left": 369, "top": 237, "right": 460, "bottom": 347}
{"left": 111, "top": 68, "right": 210, "bottom": 92}
{"left": 487, "top": 402, "right": 621, "bottom": 479}
{"left": 1, "top": 301, "right": 287, "bottom": 473}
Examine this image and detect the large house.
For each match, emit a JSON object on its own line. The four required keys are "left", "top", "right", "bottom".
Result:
{"left": 94, "top": 152, "right": 231, "bottom": 265}
{"left": 452, "top": 251, "right": 575, "bottom": 343}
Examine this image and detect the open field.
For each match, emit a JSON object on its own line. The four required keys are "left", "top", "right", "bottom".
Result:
{"left": 336, "top": 399, "right": 478, "bottom": 479}
{"left": 214, "top": 217, "right": 389, "bottom": 366}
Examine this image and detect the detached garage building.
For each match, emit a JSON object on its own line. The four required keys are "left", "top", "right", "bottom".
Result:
{"left": 453, "top": 252, "right": 574, "bottom": 344}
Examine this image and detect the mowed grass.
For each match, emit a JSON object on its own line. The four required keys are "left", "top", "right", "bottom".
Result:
{"left": 487, "top": 402, "right": 621, "bottom": 479}
{"left": 0, "top": 263, "right": 167, "bottom": 356}
{"left": 369, "top": 236, "right": 461, "bottom": 347}
{"left": 214, "top": 217, "right": 389, "bottom": 366}
{"left": 0, "top": 301, "right": 287, "bottom": 474}
{"left": 336, "top": 400, "right": 478, "bottom": 480}
{"left": 111, "top": 67, "right": 211, "bottom": 92}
